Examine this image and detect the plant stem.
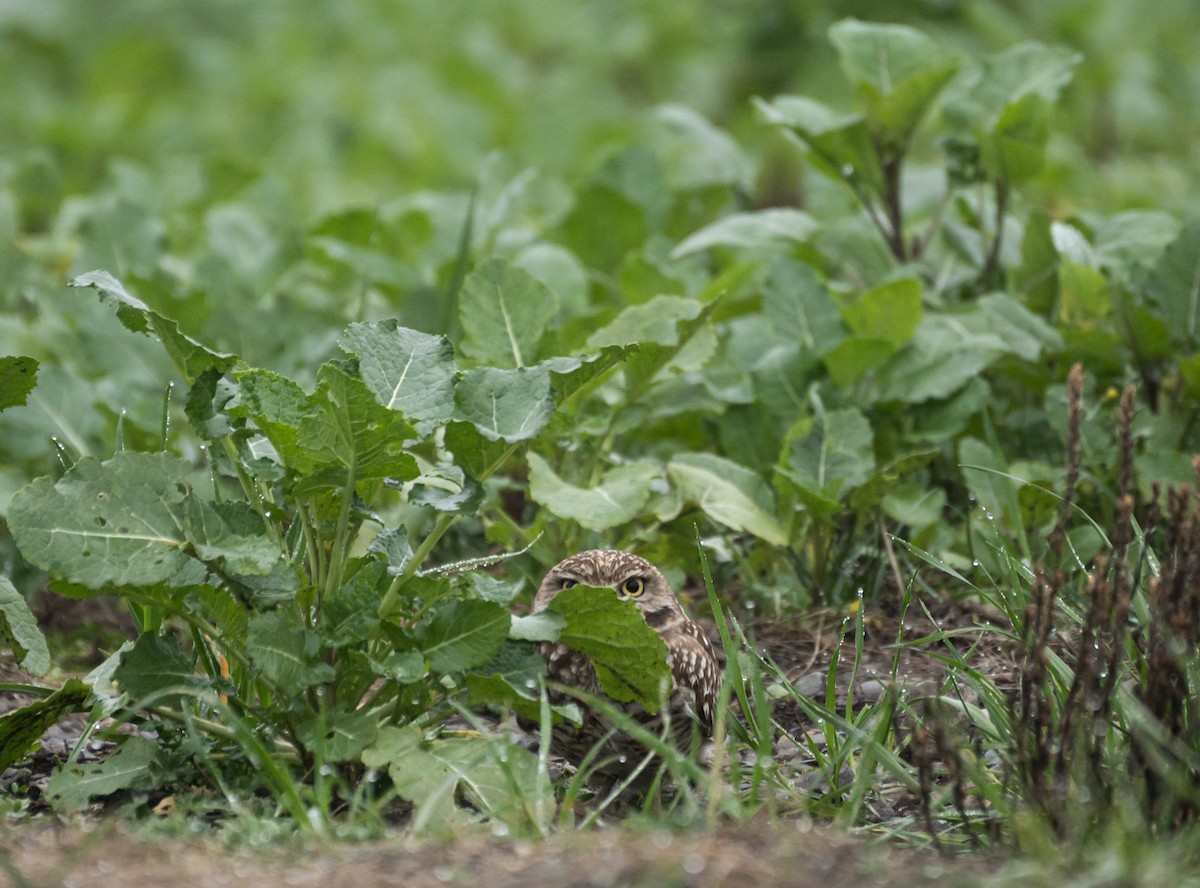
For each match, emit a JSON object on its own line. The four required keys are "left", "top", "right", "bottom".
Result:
{"left": 981, "top": 179, "right": 1010, "bottom": 289}
{"left": 324, "top": 460, "right": 358, "bottom": 604}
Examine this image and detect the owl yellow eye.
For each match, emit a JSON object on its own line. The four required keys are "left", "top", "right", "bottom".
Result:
{"left": 559, "top": 578, "right": 578, "bottom": 591}
{"left": 620, "top": 577, "right": 645, "bottom": 597}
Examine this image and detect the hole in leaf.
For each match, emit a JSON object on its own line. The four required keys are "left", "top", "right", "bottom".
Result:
{"left": 95, "top": 517, "right": 108, "bottom": 527}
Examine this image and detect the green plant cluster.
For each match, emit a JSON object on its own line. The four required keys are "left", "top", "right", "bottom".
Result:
{"left": 1, "top": 4, "right": 1200, "bottom": 858}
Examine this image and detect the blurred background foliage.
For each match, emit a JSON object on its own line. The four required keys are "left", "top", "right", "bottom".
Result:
{"left": 2, "top": 0, "right": 1200, "bottom": 606}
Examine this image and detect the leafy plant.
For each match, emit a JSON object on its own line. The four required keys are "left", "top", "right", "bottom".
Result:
{"left": 0, "top": 269, "right": 686, "bottom": 831}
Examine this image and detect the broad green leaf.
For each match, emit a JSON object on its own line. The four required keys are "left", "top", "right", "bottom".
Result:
{"left": 943, "top": 43, "right": 1080, "bottom": 183}
{"left": 460, "top": 572, "right": 524, "bottom": 605}
{"left": 546, "top": 583, "right": 670, "bottom": 711}
{"left": 113, "top": 633, "right": 199, "bottom": 708}
{"left": 0, "top": 356, "right": 38, "bottom": 413}
{"left": 755, "top": 95, "right": 885, "bottom": 196}
{"left": 409, "top": 465, "right": 484, "bottom": 514}
{"left": 363, "top": 725, "right": 547, "bottom": 835}
{"left": 46, "top": 735, "right": 157, "bottom": 812}
{"left": 982, "top": 91, "right": 1049, "bottom": 182}
{"left": 297, "top": 363, "right": 420, "bottom": 481}
{"left": 840, "top": 278, "right": 922, "bottom": 345}
{"left": 1144, "top": 220, "right": 1200, "bottom": 350}
{"left": 454, "top": 366, "right": 553, "bottom": 442}
{"left": 418, "top": 599, "right": 511, "bottom": 674}
{"left": 509, "top": 611, "right": 563, "bottom": 642}
{"left": 882, "top": 482, "right": 946, "bottom": 530}
{"left": 1092, "top": 211, "right": 1180, "bottom": 276}
{"left": 666, "top": 453, "right": 787, "bottom": 545}
{"left": 8, "top": 451, "right": 280, "bottom": 590}
{"left": 829, "top": 19, "right": 958, "bottom": 153}
{"left": 464, "top": 640, "right": 560, "bottom": 721}
{"left": 458, "top": 259, "right": 558, "bottom": 368}
{"left": 369, "top": 649, "right": 426, "bottom": 683}
{"left": 368, "top": 526, "right": 413, "bottom": 576}
{"left": 621, "top": 297, "right": 721, "bottom": 392}
{"left": 945, "top": 42, "right": 1081, "bottom": 128}
{"left": 230, "top": 368, "right": 310, "bottom": 467}
{"left": 527, "top": 453, "right": 658, "bottom": 531}
{"left": 651, "top": 104, "right": 749, "bottom": 190}
{"left": 671, "top": 209, "right": 818, "bottom": 259}
{"left": 444, "top": 419, "right": 514, "bottom": 478}
{"left": 338, "top": 320, "right": 457, "bottom": 430}
{"left": 822, "top": 338, "right": 897, "bottom": 389}
{"left": 1015, "top": 210, "right": 1060, "bottom": 315}
{"left": 247, "top": 611, "right": 336, "bottom": 695}
{"left": 973, "top": 293, "right": 1062, "bottom": 360}
{"left": 542, "top": 346, "right": 636, "bottom": 406}
{"left": 762, "top": 260, "right": 845, "bottom": 355}
{"left": 70, "top": 270, "right": 235, "bottom": 384}
{"left": 0, "top": 577, "right": 50, "bottom": 676}
{"left": 0, "top": 679, "right": 90, "bottom": 772}
{"left": 781, "top": 407, "right": 876, "bottom": 514}
{"left": 873, "top": 298, "right": 1060, "bottom": 405}
{"left": 296, "top": 706, "right": 378, "bottom": 762}
{"left": 318, "top": 573, "right": 383, "bottom": 646}
{"left": 586, "top": 294, "right": 702, "bottom": 350}
{"left": 184, "top": 368, "right": 235, "bottom": 440}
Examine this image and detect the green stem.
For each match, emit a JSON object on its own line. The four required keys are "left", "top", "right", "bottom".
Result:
{"left": 376, "top": 511, "right": 457, "bottom": 622}
{"left": 324, "top": 460, "right": 358, "bottom": 603}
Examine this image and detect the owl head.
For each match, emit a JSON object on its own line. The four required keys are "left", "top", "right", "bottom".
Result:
{"left": 532, "top": 549, "right": 684, "bottom": 627}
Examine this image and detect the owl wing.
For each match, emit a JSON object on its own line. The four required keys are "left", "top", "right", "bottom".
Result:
{"left": 665, "top": 620, "right": 720, "bottom": 734}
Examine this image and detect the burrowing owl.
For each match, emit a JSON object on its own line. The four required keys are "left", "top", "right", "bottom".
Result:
{"left": 532, "top": 549, "right": 720, "bottom": 783}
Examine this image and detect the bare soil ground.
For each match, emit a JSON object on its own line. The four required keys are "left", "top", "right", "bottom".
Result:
{"left": 0, "top": 594, "right": 1018, "bottom": 888}
{"left": 2, "top": 820, "right": 990, "bottom": 888}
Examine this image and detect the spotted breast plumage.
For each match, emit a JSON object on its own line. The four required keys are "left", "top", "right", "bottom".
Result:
{"left": 532, "top": 549, "right": 720, "bottom": 784}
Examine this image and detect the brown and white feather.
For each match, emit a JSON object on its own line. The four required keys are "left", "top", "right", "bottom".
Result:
{"left": 532, "top": 549, "right": 720, "bottom": 781}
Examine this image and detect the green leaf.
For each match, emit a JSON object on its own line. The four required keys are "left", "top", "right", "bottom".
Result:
{"left": 0, "top": 577, "right": 50, "bottom": 676}
{"left": 527, "top": 453, "right": 658, "bottom": 531}
{"left": 70, "top": 270, "right": 236, "bottom": 384}
{"left": 666, "top": 453, "right": 787, "bottom": 545}
{"left": 8, "top": 451, "right": 280, "bottom": 590}
{"left": 458, "top": 259, "right": 558, "bottom": 368}
{"left": 418, "top": 599, "right": 511, "bottom": 674}
{"left": 114, "top": 633, "right": 199, "bottom": 708}
{"left": 546, "top": 583, "right": 670, "bottom": 711}
{"left": 368, "top": 526, "right": 413, "bottom": 577}
{"left": 297, "top": 363, "right": 421, "bottom": 481}
{"left": 829, "top": 19, "right": 958, "bottom": 154}
{"left": 868, "top": 296, "right": 1056, "bottom": 403}
{"left": 318, "top": 573, "right": 382, "bottom": 646}
{"left": 46, "top": 735, "right": 158, "bottom": 812}
{"left": 0, "top": 356, "right": 38, "bottom": 413}
{"left": 882, "top": 482, "right": 947, "bottom": 531}
{"left": 338, "top": 320, "right": 457, "bottom": 430}
{"left": 755, "top": 95, "right": 884, "bottom": 195}
{"left": 454, "top": 366, "right": 553, "bottom": 442}
{"left": 586, "top": 294, "right": 703, "bottom": 350}
{"left": 1144, "top": 220, "right": 1200, "bottom": 350}
{"left": 247, "top": 611, "right": 336, "bottom": 695}
{"left": 781, "top": 407, "right": 876, "bottom": 514}
{"left": 409, "top": 465, "right": 484, "bottom": 514}
{"left": 509, "top": 611, "right": 563, "bottom": 642}
{"left": 840, "top": 278, "right": 922, "bottom": 345}
{"left": 762, "top": 260, "right": 845, "bottom": 356}
{"left": 296, "top": 706, "right": 378, "bottom": 763}
{"left": 230, "top": 368, "right": 310, "bottom": 467}
{"left": 0, "top": 678, "right": 90, "bottom": 772}
{"left": 671, "top": 209, "right": 818, "bottom": 259}
{"left": 943, "top": 42, "right": 1080, "bottom": 183}
{"left": 363, "top": 725, "right": 547, "bottom": 835}
{"left": 444, "top": 420, "right": 514, "bottom": 479}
